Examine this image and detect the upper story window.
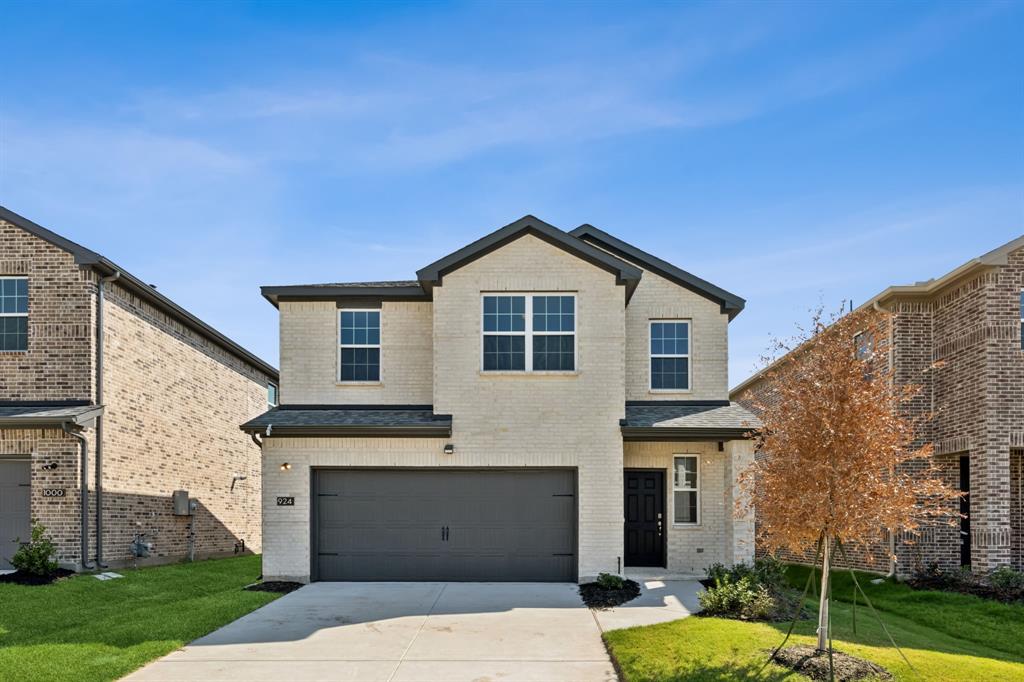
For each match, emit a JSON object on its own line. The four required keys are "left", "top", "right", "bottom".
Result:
{"left": 673, "top": 455, "right": 699, "bottom": 524}
{"left": 267, "top": 382, "right": 279, "bottom": 408}
{"left": 650, "top": 320, "right": 689, "bottom": 390}
{"left": 339, "top": 310, "right": 381, "bottom": 382}
{"left": 1019, "top": 291, "right": 1023, "bottom": 350}
{"left": 854, "top": 331, "right": 874, "bottom": 360}
{"left": 481, "top": 294, "right": 575, "bottom": 372}
{"left": 0, "top": 277, "right": 28, "bottom": 352}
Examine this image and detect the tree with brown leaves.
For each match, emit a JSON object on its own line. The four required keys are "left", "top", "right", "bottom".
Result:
{"left": 740, "top": 305, "right": 959, "bottom": 653}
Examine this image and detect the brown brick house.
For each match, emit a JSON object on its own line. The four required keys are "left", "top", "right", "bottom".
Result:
{"left": 731, "top": 234, "right": 1024, "bottom": 575}
{"left": 0, "top": 206, "right": 277, "bottom": 570}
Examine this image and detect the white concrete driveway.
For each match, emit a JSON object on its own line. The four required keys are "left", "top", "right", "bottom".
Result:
{"left": 124, "top": 582, "right": 616, "bottom": 682}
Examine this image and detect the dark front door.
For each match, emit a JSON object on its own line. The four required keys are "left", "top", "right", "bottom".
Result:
{"left": 0, "top": 458, "right": 31, "bottom": 570}
{"left": 624, "top": 469, "right": 665, "bottom": 567}
{"left": 313, "top": 469, "right": 577, "bottom": 582}
{"left": 960, "top": 455, "right": 971, "bottom": 567}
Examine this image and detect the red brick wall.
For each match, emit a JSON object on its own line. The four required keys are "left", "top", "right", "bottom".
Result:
{"left": 735, "top": 243, "right": 1024, "bottom": 574}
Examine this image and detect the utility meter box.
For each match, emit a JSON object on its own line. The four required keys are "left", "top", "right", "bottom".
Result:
{"left": 172, "top": 489, "right": 192, "bottom": 516}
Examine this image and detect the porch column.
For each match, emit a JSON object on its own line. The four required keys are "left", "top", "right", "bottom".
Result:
{"left": 725, "top": 439, "right": 755, "bottom": 565}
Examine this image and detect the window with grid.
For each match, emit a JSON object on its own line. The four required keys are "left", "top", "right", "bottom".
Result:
{"left": 339, "top": 310, "right": 381, "bottom": 381}
{"left": 482, "top": 294, "right": 575, "bottom": 372}
{"left": 0, "top": 277, "right": 28, "bottom": 352}
{"left": 673, "top": 455, "right": 699, "bottom": 524}
{"left": 650, "top": 320, "right": 689, "bottom": 390}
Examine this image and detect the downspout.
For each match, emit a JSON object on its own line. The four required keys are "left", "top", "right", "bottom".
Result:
{"left": 63, "top": 423, "right": 93, "bottom": 570}
{"left": 95, "top": 270, "right": 120, "bottom": 568}
{"left": 874, "top": 299, "right": 898, "bottom": 578}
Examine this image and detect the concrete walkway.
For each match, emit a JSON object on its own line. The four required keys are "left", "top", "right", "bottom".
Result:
{"left": 124, "top": 582, "right": 616, "bottom": 682}
{"left": 592, "top": 578, "right": 703, "bottom": 631}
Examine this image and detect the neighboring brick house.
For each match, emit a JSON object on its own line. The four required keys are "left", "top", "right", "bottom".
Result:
{"left": 243, "top": 216, "right": 760, "bottom": 583}
{"left": 0, "top": 206, "right": 277, "bottom": 570}
{"left": 731, "top": 234, "right": 1024, "bottom": 575}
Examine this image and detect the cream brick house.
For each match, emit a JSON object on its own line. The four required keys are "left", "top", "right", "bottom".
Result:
{"left": 0, "top": 206, "right": 277, "bottom": 570}
{"left": 244, "top": 216, "right": 758, "bottom": 583}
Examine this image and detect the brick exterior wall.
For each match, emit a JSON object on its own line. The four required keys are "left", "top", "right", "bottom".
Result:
{"left": 262, "top": 232, "right": 750, "bottom": 583}
{"left": 733, "top": 242, "right": 1024, "bottom": 575}
{"left": 0, "top": 219, "right": 273, "bottom": 568}
{"left": 623, "top": 439, "right": 753, "bottom": 576}
{"left": 0, "top": 220, "right": 93, "bottom": 401}
{"left": 279, "top": 300, "right": 433, "bottom": 405}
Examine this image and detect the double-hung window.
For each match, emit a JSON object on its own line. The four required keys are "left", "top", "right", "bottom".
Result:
{"left": 673, "top": 455, "right": 699, "bottom": 524}
{"left": 650, "top": 320, "right": 689, "bottom": 390}
{"left": 482, "top": 294, "right": 575, "bottom": 372}
{"left": 339, "top": 310, "right": 381, "bottom": 382}
{"left": 0, "top": 277, "right": 28, "bottom": 352}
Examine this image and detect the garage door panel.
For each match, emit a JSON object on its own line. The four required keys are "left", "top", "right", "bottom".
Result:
{"left": 314, "top": 469, "right": 575, "bottom": 581}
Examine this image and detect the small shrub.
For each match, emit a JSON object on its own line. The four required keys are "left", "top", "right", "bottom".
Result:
{"left": 11, "top": 523, "right": 59, "bottom": 577}
{"left": 699, "top": 575, "right": 777, "bottom": 620}
{"left": 597, "top": 572, "right": 625, "bottom": 590}
{"left": 988, "top": 567, "right": 1024, "bottom": 599}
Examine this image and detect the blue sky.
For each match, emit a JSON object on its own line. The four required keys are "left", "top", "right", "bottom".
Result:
{"left": 1, "top": 1, "right": 1021, "bottom": 385}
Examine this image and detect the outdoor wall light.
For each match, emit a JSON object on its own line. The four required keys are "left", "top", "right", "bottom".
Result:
{"left": 41, "top": 462, "right": 59, "bottom": 470}
{"left": 443, "top": 444, "right": 455, "bottom": 455}
{"left": 279, "top": 462, "right": 291, "bottom": 471}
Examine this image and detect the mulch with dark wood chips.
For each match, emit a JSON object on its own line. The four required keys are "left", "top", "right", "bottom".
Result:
{"left": 772, "top": 645, "right": 893, "bottom": 681}
{"left": 0, "top": 568, "right": 76, "bottom": 586}
{"left": 579, "top": 579, "right": 641, "bottom": 609}
{"left": 244, "top": 580, "right": 304, "bottom": 594}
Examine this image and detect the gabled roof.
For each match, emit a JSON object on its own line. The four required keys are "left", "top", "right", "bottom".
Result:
{"left": 570, "top": 224, "right": 746, "bottom": 319}
{"left": 0, "top": 205, "right": 278, "bottom": 379}
{"left": 416, "top": 215, "right": 643, "bottom": 301}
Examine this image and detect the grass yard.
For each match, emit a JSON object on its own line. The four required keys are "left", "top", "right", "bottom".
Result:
{"left": 0, "top": 555, "right": 280, "bottom": 682}
{"left": 605, "top": 569, "right": 1024, "bottom": 681}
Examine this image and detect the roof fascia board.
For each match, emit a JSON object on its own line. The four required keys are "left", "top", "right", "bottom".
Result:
{"left": 620, "top": 426, "right": 752, "bottom": 441}
{"left": 239, "top": 425, "right": 452, "bottom": 437}
{"left": 262, "top": 285, "right": 430, "bottom": 308}
{"left": 570, "top": 224, "right": 746, "bottom": 319}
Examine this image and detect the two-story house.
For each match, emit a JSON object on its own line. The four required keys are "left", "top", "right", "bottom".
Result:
{"left": 244, "top": 216, "right": 759, "bottom": 583}
{"left": 0, "top": 206, "right": 277, "bottom": 570}
{"left": 732, "top": 234, "right": 1024, "bottom": 575}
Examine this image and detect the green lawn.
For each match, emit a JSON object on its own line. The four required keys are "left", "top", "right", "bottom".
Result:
{"left": 0, "top": 555, "right": 280, "bottom": 682}
{"left": 605, "top": 570, "right": 1024, "bottom": 681}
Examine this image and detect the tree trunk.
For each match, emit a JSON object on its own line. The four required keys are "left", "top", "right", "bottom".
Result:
{"left": 817, "top": 535, "right": 831, "bottom": 652}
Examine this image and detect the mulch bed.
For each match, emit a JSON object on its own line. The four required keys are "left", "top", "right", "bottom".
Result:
{"left": 244, "top": 580, "right": 304, "bottom": 594}
{"left": 772, "top": 645, "right": 892, "bottom": 681}
{"left": 579, "top": 579, "right": 641, "bottom": 609}
{"left": 0, "top": 568, "right": 75, "bottom": 586}
{"left": 907, "top": 575, "right": 1023, "bottom": 604}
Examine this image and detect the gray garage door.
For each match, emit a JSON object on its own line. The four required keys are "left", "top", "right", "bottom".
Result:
{"left": 314, "top": 469, "right": 576, "bottom": 582}
{"left": 0, "top": 458, "right": 31, "bottom": 570}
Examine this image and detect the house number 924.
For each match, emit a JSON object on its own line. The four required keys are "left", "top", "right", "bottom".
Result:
{"left": 276, "top": 496, "right": 295, "bottom": 506}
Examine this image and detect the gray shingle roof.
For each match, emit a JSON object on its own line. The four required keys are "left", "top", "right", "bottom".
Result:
{"left": 241, "top": 405, "right": 452, "bottom": 437}
{"left": 621, "top": 402, "right": 760, "bottom": 440}
{"left": 0, "top": 403, "right": 104, "bottom": 427}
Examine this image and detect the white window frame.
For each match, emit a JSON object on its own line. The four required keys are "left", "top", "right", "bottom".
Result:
{"left": 480, "top": 293, "right": 577, "bottom": 373}
{"left": 267, "top": 382, "right": 279, "bottom": 408}
{"left": 338, "top": 308, "right": 382, "bottom": 384}
{"left": 672, "top": 454, "right": 700, "bottom": 526}
{"left": 1019, "top": 290, "right": 1023, "bottom": 351}
{"left": 650, "top": 319, "right": 691, "bottom": 392}
{"left": 0, "top": 276, "right": 28, "bottom": 353}
{"left": 854, "top": 330, "right": 874, "bottom": 360}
